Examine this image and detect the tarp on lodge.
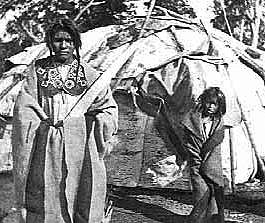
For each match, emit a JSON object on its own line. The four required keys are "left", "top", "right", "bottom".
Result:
{"left": 1, "top": 14, "right": 265, "bottom": 194}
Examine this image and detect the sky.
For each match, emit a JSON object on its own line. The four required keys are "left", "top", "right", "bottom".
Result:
{"left": 187, "top": 0, "right": 215, "bottom": 29}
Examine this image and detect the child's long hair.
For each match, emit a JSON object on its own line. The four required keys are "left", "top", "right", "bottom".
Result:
{"left": 196, "top": 87, "right": 226, "bottom": 117}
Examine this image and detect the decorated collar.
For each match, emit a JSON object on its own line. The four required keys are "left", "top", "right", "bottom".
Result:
{"left": 36, "top": 59, "right": 88, "bottom": 96}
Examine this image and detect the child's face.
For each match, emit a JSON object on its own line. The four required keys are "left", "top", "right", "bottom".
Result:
{"left": 203, "top": 97, "right": 219, "bottom": 116}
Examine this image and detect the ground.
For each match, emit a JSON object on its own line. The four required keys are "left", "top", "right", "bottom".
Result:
{"left": 1, "top": 173, "right": 265, "bottom": 223}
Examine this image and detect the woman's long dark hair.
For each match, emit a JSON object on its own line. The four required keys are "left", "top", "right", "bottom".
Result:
{"left": 45, "top": 17, "right": 82, "bottom": 65}
{"left": 197, "top": 86, "right": 226, "bottom": 117}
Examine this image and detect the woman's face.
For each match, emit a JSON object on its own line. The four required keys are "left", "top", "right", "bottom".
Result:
{"left": 51, "top": 30, "right": 75, "bottom": 64}
{"left": 203, "top": 97, "right": 219, "bottom": 117}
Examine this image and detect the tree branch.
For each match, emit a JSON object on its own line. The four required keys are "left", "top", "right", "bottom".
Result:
{"left": 13, "top": 17, "right": 43, "bottom": 44}
{"left": 220, "top": 0, "right": 233, "bottom": 37}
{"left": 74, "top": 0, "right": 106, "bottom": 22}
{"left": 20, "top": 20, "right": 43, "bottom": 43}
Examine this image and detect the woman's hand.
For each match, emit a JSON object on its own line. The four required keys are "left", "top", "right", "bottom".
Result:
{"left": 94, "top": 112, "right": 116, "bottom": 159}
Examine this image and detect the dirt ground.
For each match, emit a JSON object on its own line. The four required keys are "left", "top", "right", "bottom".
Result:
{"left": 109, "top": 186, "right": 265, "bottom": 223}
{"left": 1, "top": 173, "right": 265, "bottom": 223}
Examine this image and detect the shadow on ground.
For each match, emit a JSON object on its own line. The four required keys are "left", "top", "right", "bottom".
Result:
{"left": 111, "top": 195, "right": 187, "bottom": 223}
{"left": 0, "top": 174, "right": 265, "bottom": 223}
{"left": 109, "top": 185, "right": 265, "bottom": 222}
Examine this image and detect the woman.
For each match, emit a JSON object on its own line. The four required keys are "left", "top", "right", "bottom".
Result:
{"left": 12, "top": 18, "right": 118, "bottom": 223}
{"left": 181, "top": 87, "right": 226, "bottom": 223}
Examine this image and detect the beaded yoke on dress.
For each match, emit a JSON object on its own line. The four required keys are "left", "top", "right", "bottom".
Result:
{"left": 35, "top": 58, "right": 89, "bottom": 124}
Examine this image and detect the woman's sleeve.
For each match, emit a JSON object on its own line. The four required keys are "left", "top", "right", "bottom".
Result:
{"left": 88, "top": 87, "right": 119, "bottom": 158}
{"left": 14, "top": 64, "right": 48, "bottom": 122}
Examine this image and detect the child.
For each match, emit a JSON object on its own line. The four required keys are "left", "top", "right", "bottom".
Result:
{"left": 181, "top": 87, "right": 226, "bottom": 223}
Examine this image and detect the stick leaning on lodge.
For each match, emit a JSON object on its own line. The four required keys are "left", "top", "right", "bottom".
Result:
{"left": 2, "top": 0, "right": 156, "bottom": 113}
{"left": 66, "top": 37, "right": 146, "bottom": 118}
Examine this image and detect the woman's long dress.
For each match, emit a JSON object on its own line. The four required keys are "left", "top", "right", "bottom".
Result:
{"left": 12, "top": 58, "right": 118, "bottom": 223}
